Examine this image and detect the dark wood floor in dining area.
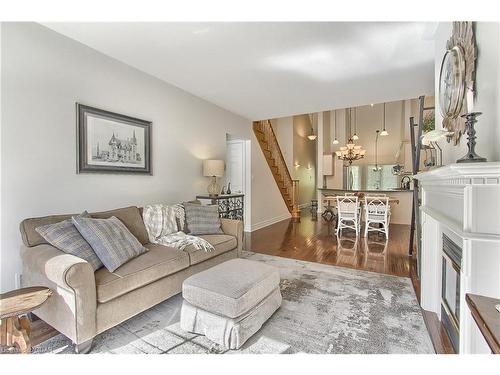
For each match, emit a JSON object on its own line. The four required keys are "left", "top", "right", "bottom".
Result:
{"left": 247, "top": 211, "right": 412, "bottom": 278}
{"left": 247, "top": 211, "right": 454, "bottom": 354}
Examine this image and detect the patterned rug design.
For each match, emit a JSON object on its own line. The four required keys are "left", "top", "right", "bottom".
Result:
{"left": 33, "top": 252, "right": 434, "bottom": 354}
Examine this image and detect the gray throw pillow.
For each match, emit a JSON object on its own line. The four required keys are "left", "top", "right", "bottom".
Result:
{"left": 35, "top": 211, "right": 103, "bottom": 271}
{"left": 184, "top": 203, "right": 223, "bottom": 235}
{"left": 175, "top": 201, "right": 200, "bottom": 233}
{"left": 72, "top": 216, "right": 146, "bottom": 272}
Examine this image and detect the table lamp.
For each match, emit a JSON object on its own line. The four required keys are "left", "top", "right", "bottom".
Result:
{"left": 203, "top": 159, "right": 225, "bottom": 196}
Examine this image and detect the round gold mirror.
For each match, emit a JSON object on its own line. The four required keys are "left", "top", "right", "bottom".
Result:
{"left": 439, "top": 46, "right": 465, "bottom": 119}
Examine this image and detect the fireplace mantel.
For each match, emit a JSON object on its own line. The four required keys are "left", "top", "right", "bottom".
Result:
{"left": 414, "top": 162, "right": 500, "bottom": 354}
{"left": 415, "top": 162, "right": 500, "bottom": 185}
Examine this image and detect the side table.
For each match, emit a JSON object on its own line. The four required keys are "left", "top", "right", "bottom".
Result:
{"left": 0, "top": 286, "right": 52, "bottom": 353}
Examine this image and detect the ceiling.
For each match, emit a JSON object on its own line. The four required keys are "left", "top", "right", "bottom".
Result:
{"left": 43, "top": 22, "right": 437, "bottom": 120}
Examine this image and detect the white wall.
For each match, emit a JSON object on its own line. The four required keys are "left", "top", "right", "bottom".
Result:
{"left": 353, "top": 102, "right": 404, "bottom": 166}
{"left": 325, "top": 109, "right": 347, "bottom": 189}
{"left": 0, "top": 23, "right": 286, "bottom": 292}
{"left": 292, "top": 114, "right": 317, "bottom": 206}
{"left": 435, "top": 22, "right": 500, "bottom": 164}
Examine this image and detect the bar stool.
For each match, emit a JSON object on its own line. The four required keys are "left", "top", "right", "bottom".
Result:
{"left": 321, "top": 196, "right": 336, "bottom": 222}
{"left": 310, "top": 199, "right": 318, "bottom": 212}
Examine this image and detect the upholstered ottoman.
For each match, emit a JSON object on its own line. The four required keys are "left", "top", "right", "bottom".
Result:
{"left": 180, "top": 258, "right": 282, "bottom": 349}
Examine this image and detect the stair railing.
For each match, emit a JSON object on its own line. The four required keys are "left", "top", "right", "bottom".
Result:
{"left": 253, "top": 120, "right": 300, "bottom": 217}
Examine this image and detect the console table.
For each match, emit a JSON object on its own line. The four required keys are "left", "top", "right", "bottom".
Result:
{"left": 196, "top": 194, "right": 244, "bottom": 221}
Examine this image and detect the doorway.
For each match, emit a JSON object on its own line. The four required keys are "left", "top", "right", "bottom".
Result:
{"left": 226, "top": 137, "right": 251, "bottom": 232}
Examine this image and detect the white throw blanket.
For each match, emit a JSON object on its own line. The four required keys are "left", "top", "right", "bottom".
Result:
{"left": 142, "top": 204, "right": 214, "bottom": 252}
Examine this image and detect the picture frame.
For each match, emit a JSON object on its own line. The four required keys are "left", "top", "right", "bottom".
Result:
{"left": 77, "top": 103, "right": 152, "bottom": 174}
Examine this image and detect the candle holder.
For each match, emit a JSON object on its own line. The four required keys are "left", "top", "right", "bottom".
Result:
{"left": 457, "top": 112, "right": 487, "bottom": 163}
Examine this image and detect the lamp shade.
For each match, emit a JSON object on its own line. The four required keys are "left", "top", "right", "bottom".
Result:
{"left": 203, "top": 159, "right": 225, "bottom": 177}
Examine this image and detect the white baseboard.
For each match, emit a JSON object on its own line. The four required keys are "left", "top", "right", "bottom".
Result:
{"left": 249, "top": 212, "right": 291, "bottom": 232}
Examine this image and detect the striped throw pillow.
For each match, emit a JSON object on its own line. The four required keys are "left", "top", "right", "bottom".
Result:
{"left": 35, "top": 212, "right": 103, "bottom": 271}
{"left": 184, "top": 203, "right": 223, "bottom": 235}
{"left": 72, "top": 216, "right": 146, "bottom": 272}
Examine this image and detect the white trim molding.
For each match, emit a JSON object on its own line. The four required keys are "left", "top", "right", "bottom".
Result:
{"left": 249, "top": 212, "right": 292, "bottom": 232}
{"left": 414, "top": 162, "right": 500, "bottom": 354}
{"left": 415, "top": 162, "right": 500, "bottom": 185}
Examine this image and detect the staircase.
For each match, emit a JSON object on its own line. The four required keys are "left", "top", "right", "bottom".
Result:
{"left": 253, "top": 120, "right": 300, "bottom": 218}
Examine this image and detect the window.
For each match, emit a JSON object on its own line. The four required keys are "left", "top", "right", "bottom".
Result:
{"left": 366, "top": 164, "right": 398, "bottom": 190}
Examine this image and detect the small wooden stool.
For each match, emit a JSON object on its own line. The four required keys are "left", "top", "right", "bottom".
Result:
{"left": 0, "top": 286, "right": 52, "bottom": 353}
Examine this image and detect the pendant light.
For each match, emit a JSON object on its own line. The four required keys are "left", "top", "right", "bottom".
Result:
{"left": 307, "top": 114, "right": 317, "bottom": 140}
{"left": 332, "top": 110, "right": 339, "bottom": 144}
{"left": 374, "top": 130, "right": 382, "bottom": 171}
{"left": 352, "top": 107, "right": 359, "bottom": 140}
{"left": 380, "top": 103, "right": 389, "bottom": 136}
{"left": 335, "top": 107, "right": 366, "bottom": 165}
{"left": 307, "top": 127, "right": 317, "bottom": 140}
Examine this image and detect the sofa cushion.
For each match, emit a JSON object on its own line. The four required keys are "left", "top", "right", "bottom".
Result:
{"left": 73, "top": 216, "right": 147, "bottom": 272}
{"left": 184, "top": 203, "right": 223, "bottom": 235}
{"left": 35, "top": 211, "right": 103, "bottom": 271}
{"left": 91, "top": 206, "right": 149, "bottom": 245}
{"left": 183, "top": 234, "right": 237, "bottom": 265}
{"left": 95, "top": 243, "right": 190, "bottom": 303}
{"left": 182, "top": 259, "right": 280, "bottom": 318}
{"left": 20, "top": 206, "right": 149, "bottom": 247}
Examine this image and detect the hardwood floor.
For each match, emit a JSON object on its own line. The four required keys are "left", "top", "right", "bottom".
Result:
{"left": 247, "top": 211, "right": 412, "bottom": 277}
{"left": 29, "top": 316, "right": 58, "bottom": 346}
{"left": 421, "top": 310, "right": 455, "bottom": 354}
{"left": 22, "top": 212, "right": 454, "bottom": 353}
{"left": 247, "top": 211, "right": 455, "bottom": 354}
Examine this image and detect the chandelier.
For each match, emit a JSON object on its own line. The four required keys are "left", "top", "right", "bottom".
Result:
{"left": 335, "top": 107, "right": 366, "bottom": 165}
{"left": 335, "top": 137, "right": 366, "bottom": 165}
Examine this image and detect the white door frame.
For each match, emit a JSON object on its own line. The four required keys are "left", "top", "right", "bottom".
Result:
{"left": 226, "top": 139, "right": 251, "bottom": 232}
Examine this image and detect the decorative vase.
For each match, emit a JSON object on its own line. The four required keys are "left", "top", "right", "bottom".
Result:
{"left": 226, "top": 182, "right": 231, "bottom": 194}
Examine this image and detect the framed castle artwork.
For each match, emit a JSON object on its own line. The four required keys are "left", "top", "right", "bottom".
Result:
{"left": 77, "top": 104, "right": 151, "bottom": 174}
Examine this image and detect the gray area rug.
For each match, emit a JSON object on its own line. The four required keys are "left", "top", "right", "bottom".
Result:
{"left": 33, "top": 252, "right": 434, "bottom": 354}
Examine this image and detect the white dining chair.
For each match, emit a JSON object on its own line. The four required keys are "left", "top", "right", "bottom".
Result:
{"left": 336, "top": 195, "right": 360, "bottom": 236}
{"left": 364, "top": 196, "right": 390, "bottom": 238}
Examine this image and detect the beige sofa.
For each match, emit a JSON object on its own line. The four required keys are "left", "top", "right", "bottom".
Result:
{"left": 19, "top": 206, "right": 243, "bottom": 353}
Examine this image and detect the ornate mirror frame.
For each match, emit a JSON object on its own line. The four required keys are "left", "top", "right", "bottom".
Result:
{"left": 439, "top": 22, "right": 477, "bottom": 145}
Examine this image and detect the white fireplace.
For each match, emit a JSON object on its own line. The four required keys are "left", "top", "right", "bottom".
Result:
{"left": 414, "top": 162, "right": 500, "bottom": 354}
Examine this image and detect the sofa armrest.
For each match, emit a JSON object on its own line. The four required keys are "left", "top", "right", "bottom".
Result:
{"left": 20, "top": 244, "right": 97, "bottom": 344}
{"left": 220, "top": 218, "right": 243, "bottom": 256}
